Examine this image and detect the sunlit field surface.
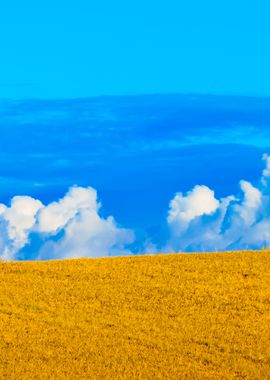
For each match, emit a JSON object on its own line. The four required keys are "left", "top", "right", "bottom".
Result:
{"left": 0, "top": 251, "right": 269, "bottom": 379}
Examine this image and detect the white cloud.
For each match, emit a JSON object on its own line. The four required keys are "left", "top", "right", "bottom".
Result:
{"left": 167, "top": 185, "right": 219, "bottom": 234}
{"left": 232, "top": 180, "right": 262, "bottom": 225}
{"left": 166, "top": 154, "right": 270, "bottom": 252}
{"left": 2, "top": 154, "right": 270, "bottom": 260}
{"left": 262, "top": 153, "right": 270, "bottom": 186}
{"left": 37, "top": 209, "right": 134, "bottom": 260}
{"left": 37, "top": 186, "right": 99, "bottom": 234}
{"left": 0, "top": 196, "right": 43, "bottom": 259}
{"left": 0, "top": 186, "right": 134, "bottom": 261}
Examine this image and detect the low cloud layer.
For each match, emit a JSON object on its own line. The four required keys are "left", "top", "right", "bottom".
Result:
{"left": 1, "top": 154, "right": 270, "bottom": 260}
{"left": 0, "top": 187, "right": 134, "bottom": 260}
{"left": 166, "top": 154, "right": 270, "bottom": 252}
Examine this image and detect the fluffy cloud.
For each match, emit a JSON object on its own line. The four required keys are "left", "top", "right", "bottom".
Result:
{"left": 0, "top": 196, "right": 43, "bottom": 260}
{"left": 2, "top": 154, "right": 270, "bottom": 261}
{"left": 167, "top": 185, "right": 219, "bottom": 233}
{"left": 37, "top": 187, "right": 99, "bottom": 234}
{"left": 0, "top": 187, "right": 134, "bottom": 261}
{"left": 166, "top": 154, "right": 270, "bottom": 252}
{"left": 262, "top": 153, "right": 270, "bottom": 186}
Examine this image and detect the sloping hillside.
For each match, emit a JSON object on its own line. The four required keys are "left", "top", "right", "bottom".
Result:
{"left": 0, "top": 251, "right": 269, "bottom": 379}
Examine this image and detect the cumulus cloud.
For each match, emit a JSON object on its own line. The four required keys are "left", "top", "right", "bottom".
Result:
{"left": 2, "top": 154, "right": 270, "bottom": 260}
{"left": 37, "top": 187, "right": 99, "bottom": 234}
{"left": 167, "top": 185, "right": 219, "bottom": 233}
{"left": 0, "top": 186, "right": 134, "bottom": 261}
{"left": 262, "top": 153, "right": 270, "bottom": 186}
{"left": 0, "top": 196, "right": 43, "bottom": 260}
{"left": 166, "top": 154, "right": 270, "bottom": 252}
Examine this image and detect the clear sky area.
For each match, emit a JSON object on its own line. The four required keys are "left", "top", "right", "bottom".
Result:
{"left": 0, "top": 0, "right": 270, "bottom": 98}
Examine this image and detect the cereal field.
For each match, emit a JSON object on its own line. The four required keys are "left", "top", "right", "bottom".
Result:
{"left": 0, "top": 251, "right": 269, "bottom": 379}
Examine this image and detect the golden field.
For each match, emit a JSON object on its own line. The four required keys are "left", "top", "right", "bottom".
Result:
{"left": 0, "top": 251, "right": 270, "bottom": 379}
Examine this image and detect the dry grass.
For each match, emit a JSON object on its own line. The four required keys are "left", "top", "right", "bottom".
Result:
{"left": 0, "top": 251, "right": 270, "bottom": 379}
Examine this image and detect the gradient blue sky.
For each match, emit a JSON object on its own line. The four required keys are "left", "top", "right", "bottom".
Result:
{"left": 0, "top": 2, "right": 270, "bottom": 258}
{"left": 0, "top": 94, "right": 269, "bottom": 236}
{"left": 0, "top": 0, "right": 270, "bottom": 98}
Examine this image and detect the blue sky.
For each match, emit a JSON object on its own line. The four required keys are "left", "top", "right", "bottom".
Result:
{"left": 1, "top": 94, "right": 270, "bottom": 259}
{"left": 0, "top": 2, "right": 270, "bottom": 259}
{"left": 0, "top": 0, "right": 270, "bottom": 98}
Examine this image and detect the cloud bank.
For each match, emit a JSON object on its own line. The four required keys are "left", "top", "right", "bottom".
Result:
{"left": 0, "top": 187, "right": 134, "bottom": 261}
{"left": 166, "top": 154, "right": 270, "bottom": 252}
{"left": 1, "top": 154, "right": 270, "bottom": 260}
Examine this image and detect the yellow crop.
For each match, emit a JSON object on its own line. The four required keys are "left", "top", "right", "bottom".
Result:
{"left": 0, "top": 251, "right": 270, "bottom": 379}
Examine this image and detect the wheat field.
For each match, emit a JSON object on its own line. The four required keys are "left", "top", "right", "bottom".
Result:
{"left": 0, "top": 251, "right": 269, "bottom": 379}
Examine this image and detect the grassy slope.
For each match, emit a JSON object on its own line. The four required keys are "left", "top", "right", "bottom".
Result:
{"left": 0, "top": 251, "right": 270, "bottom": 379}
